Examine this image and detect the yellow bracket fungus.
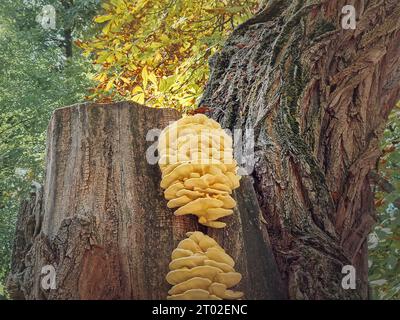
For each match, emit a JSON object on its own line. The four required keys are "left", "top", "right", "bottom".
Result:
{"left": 158, "top": 114, "right": 241, "bottom": 228}
{"left": 166, "top": 231, "right": 243, "bottom": 300}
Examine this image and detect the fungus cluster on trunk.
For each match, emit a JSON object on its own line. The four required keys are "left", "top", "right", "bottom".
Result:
{"left": 158, "top": 114, "right": 241, "bottom": 228}
{"left": 166, "top": 231, "right": 243, "bottom": 300}
{"left": 158, "top": 115, "right": 243, "bottom": 300}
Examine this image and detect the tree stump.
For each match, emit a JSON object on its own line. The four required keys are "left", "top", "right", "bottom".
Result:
{"left": 7, "top": 102, "right": 285, "bottom": 300}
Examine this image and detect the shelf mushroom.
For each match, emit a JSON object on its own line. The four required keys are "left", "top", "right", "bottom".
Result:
{"left": 158, "top": 114, "right": 241, "bottom": 228}
{"left": 166, "top": 231, "right": 243, "bottom": 300}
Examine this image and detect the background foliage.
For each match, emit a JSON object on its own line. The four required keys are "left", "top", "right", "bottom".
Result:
{"left": 79, "top": 0, "right": 258, "bottom": 111}
{"left": 0, "top": 0, "right": 99, "bottom": 297}
{"left": 369, "top": 103, "right": 400, "bottom": 299}
{"left": 0, "top": 0, "right": 398, "bottom": 300}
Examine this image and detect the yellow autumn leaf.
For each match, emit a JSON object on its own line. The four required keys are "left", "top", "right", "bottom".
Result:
{"left": 120, "top": 77, "right": 131, "bottom": 84}
{"left": 131, "top": 86, "right": 143, "bottom": 95}
{"left": 102, "top": 21, "right": 112, "bottom": 35}
{"left": 94, "top": 73, "right": 107, "bottom": 82}
{"left": 132, "top": 92, "right": 145, "bottom": 104}
{"left": 94, "top": 15, "right": 113, "bottom": 23}
{"left": 148, "top": 72, "right": 158, "bottom": 87}
{"left": 142, "top": 66, "right": 149, "bottom": 89}
{"left": 105, "top": 78, "right": 114, "bottom": 91}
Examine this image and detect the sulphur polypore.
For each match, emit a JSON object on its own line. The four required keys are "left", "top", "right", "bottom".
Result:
{"left": 166, "top": 231, "right": 243, "bottom": 300}
{"left": 158, "top": 114, "right": 241, "bottom": 228}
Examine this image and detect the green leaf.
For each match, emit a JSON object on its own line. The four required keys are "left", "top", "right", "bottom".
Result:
{"left": 159, "top": 75, "right": 177, "bottom": 92}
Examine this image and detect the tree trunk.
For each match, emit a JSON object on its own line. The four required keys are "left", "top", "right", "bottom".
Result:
{"left": 64, "top": 29, "right": 73, "bottom": 58}
{"left": 200, "top": 0, "right": 400, "bottom": 299}
{"left": 7, "top": 102, "right": 285, "bottom": 300}
{"left": 61, "top": 0, "right": 74, "bottom": 58}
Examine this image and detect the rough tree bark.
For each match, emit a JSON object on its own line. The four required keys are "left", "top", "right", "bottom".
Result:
{"left": 200, "top": 0, "right": 400, "bottom": 299}
{"left": 7, "top": 102, "right": 285, "bottom": 300}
